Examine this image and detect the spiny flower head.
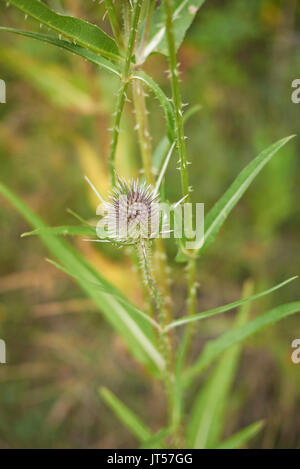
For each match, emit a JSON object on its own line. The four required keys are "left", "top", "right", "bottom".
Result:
{"left": 97, "top": 178, "right": 160, "bottom": 244}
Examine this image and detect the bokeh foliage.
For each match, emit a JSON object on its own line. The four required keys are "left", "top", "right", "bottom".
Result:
{"left": 0, "top": 0, "right": 299, "bottom": 448}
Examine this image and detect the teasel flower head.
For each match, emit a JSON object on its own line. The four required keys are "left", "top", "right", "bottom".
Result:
{"left": 96, "top": 177, "right": 160, "bottom": 245}
{"left": 84, "top": 176, "right": 163, "bottom": 305}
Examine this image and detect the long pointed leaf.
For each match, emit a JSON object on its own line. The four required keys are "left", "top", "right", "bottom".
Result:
{"left": 142, "top": 0, "right": 206, "bottom": 61}
{"left": 99, "top": 387, "right": 153, "bottom": 442}
{"left": 21, "top": 225, "right": 96, "bottom": 237}
{"left": 197, "top": 135, "right": 295, "bottom": 252}
{"left": 186, "top": 301, "right": 300, "bottom": 382}
{"left": 5, "top": 0, "right": 121, "bottom": 60}
{"left": 140, "top": 428, "right": 169, "bottom": 449}
{"left": 21, "top": 223, "right": 132, "bottom": 246}
{"left": 154, "top": 143, "right": 175, "bottom": 195}
{"left": 215, "top": 420, "right": 264, "bottom": 449}
{"left": 168, "top": 276, "right": 297, "bottom": 329}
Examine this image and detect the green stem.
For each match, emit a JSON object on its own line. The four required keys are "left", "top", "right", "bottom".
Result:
{"left": 163, "top": 0, "right": 198, "bottom": 364}
{"left": 131, "top": 77, "right": 173, "bottom": 327}
{"left": 137, "top": 240, "right": 173, "bottom": 421}
{"left": 108, "top": 0, "right": 142, "bottom": 186}
{"left": 105, "top": 0, "right": 124, "bottom": 51}
{"left": 187, "top": 258, "right": 197, "bottom": 318}
{"left": 163, "top": 0, "right": 190, "bottom": 202}
{"left": 130, "top": 245, "right": 154, "bottom": 318}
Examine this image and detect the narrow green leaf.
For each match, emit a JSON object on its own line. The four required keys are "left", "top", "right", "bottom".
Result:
{"left": 0, "top": 182, "right": 165, "bottom": 375}
{"left": 132, "top": 71, "right": 175, "bottom": 142}
{"left": 154, "top": 143, "right": 175, "bottom": 195}
{"left": 215, "top": 420, "right": 264, "bottom": 449}
{"left": 140, "top": 428, "right": 169, "bottom": 449}
{"left": 99, "top": 387, "right": 152, "bottom": 443}
{"left": 0, "top": 27, "right": 121, "bottom": 76}
{"left": 197, "top": 135, "right": 296, "bottom": 253}
{"left": 153, "top": 137, "right": 170, "bottom": 172}
{"left": 142, "top": 0, "right": 205, "bottom": 60}
{"left": 187, "top": 281, "right": 253, "bottom": 449}
{"left": 168, "top": 276, "right": 297, "bottom": 329}
{"left": 6, "top": 0, "right": 121, "bottom": 60}
{"left": 66, "top": 208, "right": 92, "bottom": 226}
{"left": 21, "top": 222, "right": 132, "bottom": 246}
{"left": 186, "top": 301, "right": 300, "bottom": 382}
{"left": 21, "top": 225, "right": 96, "bottom": 238}
{"left": 182, "top": 104, "right": 202, "bottom": 123}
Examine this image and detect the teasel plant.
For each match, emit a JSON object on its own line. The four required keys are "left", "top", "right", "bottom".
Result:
{"left": 0, "top": 0, "right": 299, "bottom": 449}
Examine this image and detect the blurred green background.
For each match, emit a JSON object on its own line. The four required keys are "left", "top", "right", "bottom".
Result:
{"left": 0, "top": 0, "right": 299, "bottom": 448}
